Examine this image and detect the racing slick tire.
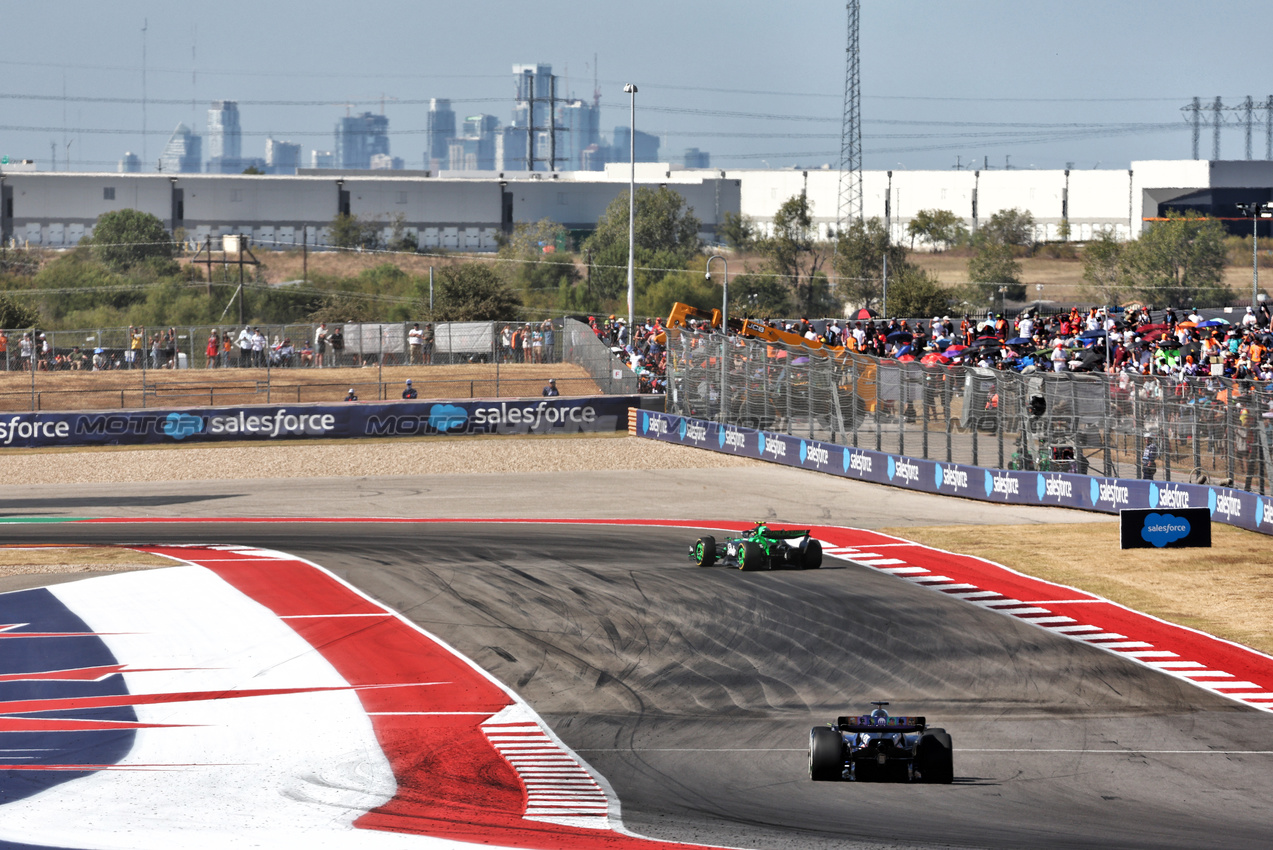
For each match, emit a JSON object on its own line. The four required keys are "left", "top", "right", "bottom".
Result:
{"left": 738, "top": 541, "right": 764, "bottom": 571}
{"left": 915, "top": 728, "right": 954, "bottom": 784}
{"left": 802, "top": 538, "right": 822, "bottom": 569}
{"left": 809, "top": 727, "right": 843, "bottom": 781}
{"left": 693, "top": 536, "right": 716, "bottom": 567}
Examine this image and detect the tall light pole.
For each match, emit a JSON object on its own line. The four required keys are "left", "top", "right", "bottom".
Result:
{"left": 706, "top": 254, "right": 728, "bottom": 422}
{"left": 624, "top": 83, "right": 638, "bottom": 345}
{"left": 1236, "top": 202, "right": 1273, "bottom": 311}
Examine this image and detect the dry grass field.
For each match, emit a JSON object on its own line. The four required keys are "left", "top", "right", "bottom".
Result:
{"left": 884, "top": 522, "right": 1273, "bottom": 656}
{"left": 0, "top": 362, "right": 601, "bottom": 412}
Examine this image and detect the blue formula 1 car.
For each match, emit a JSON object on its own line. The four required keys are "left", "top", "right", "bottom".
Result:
{"left": 809, "top": 701, "right": 953, "bottom": 783}
{"left": 689, "top": 524, "right": 822, "bottom": 571}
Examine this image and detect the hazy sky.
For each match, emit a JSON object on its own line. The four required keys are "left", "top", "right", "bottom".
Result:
{"left": 3, "top": 0, "right": 1272, "bottom": 173}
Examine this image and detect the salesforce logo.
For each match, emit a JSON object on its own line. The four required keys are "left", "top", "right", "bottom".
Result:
{"left": 800, "top": 440, "right": 829, "bottom": 467}
{"left": 642, "top": 412, "right": 649, "bottom": 434}
{"left": 844, "top": 449, "right": 872, "bottom": 475}
{"left": 1257, "top": 498, "right": 1273, "bottom": 528}
{"left": 1151, "top": 483, "right": 1191, "bottom": 510}
{"left": 428, "top": 404, "right": 469, "bottom": 432}
{"left": 1036, "top": 474, "right": 1073, "bottom": 501}
{"left": 1141, "top": 513, "right": 1191, "bottom": 548}
{"left": 984, "top": 470, "right": 1019, "bottom": 498}
{"left": 1211, "top": 488, "right": 1241, "bottom": 520}
{"left": 758, "top": 432, "right": 766, "bottom": 455}
{"left": 1090, "top": 478, "right": 1130, "bottom": 508}
{"left": 719, "top": 428, "right": 746, "bottom": 450}
{"left": 163, "top": 412, "right": 204, "bottom": 440}
{"left": 678, "top": 418, "right": 688, "bottom": 441}
{"left": 935, "top": 464, "right": 968, "bottom": 491}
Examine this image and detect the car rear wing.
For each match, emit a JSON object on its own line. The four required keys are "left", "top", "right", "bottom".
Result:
{"left": 836, "top": 715, "right": 927, "bottom": 733}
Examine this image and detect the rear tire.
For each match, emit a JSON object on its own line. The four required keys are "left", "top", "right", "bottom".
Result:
{"left": 915, "top": 728, "right": 953, "bottom": 784}
{"left": 809, "top": 727, "right": 843, "bottom": 781}
{"left": 739, "top": 541, "right": 764, "bottom": 571}
{"left": 803, "top": 538, "right": 822, "bottom": 569}
{"left": 693, "top": 536, "right": 716, "bottom": 567}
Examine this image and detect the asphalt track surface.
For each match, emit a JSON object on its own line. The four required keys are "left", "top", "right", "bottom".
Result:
{"left": 4, "top": 518, "right": 1270, "bottom": 850}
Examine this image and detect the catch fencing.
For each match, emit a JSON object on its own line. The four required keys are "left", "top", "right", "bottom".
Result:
{"left": 664, "top": 327, "right": 1273, "bottom": 496}
{"left": 0, "top": 318, "right": 642, "bottom": 411}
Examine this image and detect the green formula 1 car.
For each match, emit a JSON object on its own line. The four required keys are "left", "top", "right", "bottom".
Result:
{"left": 689, "top": 524, "right": 823, "bottom": 571}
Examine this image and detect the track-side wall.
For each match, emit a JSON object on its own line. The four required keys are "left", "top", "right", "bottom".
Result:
{"left": 636, "top": 410, "right": 1273, "bottom": 537}
{"left": 0, "top": 396, "right": 638, "bottom": 448}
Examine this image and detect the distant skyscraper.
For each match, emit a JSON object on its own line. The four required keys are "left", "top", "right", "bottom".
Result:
{"left": 426, "top": 99, "right": 456, "bottom": 171}
{"left": 496, "top": 127, "right": 527, "bottom": 172}
{"left": 208, "top": 101, "right": 241, "bottom": 161}
{"left": 335, "top": 112, "right": 390, "bottom": 170}
{"left": 310, "top": 150, "right": 334, "bottom": 169}
{"left": 612, "top": 126, "right": 660, "bottom": 163}
{"left": 512, "top": 63, "right": 553, "bottom": 130}
{"left": 158, "top": 123, "right": 202, "bottom": 173}
{"left": 558, "top": 99, "right": 601, "bottom": 170}
{"left": 370, "top": 154, "right": 404, "bottom": 170}
{"left": 682, "top": 148, "right": 711, "bottom": 168}
{"left": 265, "top": 138, "right": 301, "bottom": 174}
{"left": 118, "top": 152, "right": 141, "bottom": 173}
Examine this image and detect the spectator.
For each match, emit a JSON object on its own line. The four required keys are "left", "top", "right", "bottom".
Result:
{"left": 402, "top": 378, "right": 418, "bottom": 400}
{"left": 408, "top": 323, "right": 424, "bottom": 364}
{"left": 421, "top": 322, "right": 434, "bottom": 365}
{"left": 206, "top": 330, "right": 220, "bottom": 368}
{"left": 1141, "top": 435, "right": 1159, "bottom": 480}
{"left": 541, "top": 320, "right": 554, "bottom": 363}
{"left": 315, "top": 322, "right": 328, "bottom": 368}
{"left": 542, "top": 378, "right": 559, "bottom": 397}
{"left": 127, "top": 326, "right": 142, "bottom": 369}
{"left": 299, "top": 340, "right": 314, "bottom": 367}
{"left": 329, "top": 326, "right": 344, "bottom": 366}
{"left": 345, "top": 387, "right": 358, "bottom": 401}
{"left": 251, "top": 328, "right": 266, "bottom": 367}
{"left": 237, "top": 327, "right": 252, "bottom": 368}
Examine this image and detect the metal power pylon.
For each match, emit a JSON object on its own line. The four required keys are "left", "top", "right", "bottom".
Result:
{"left": 836, "top": 0, "right": 863, "bottom": 237}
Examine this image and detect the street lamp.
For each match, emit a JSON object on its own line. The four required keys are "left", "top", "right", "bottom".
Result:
{"left": 705, "top": 255, "right": 728, "bottom": 330}
{"left": 1236, "top": 202, "right": 1273, "bottom": 311}
{"left": 624, "top": 83, "right": 638, "bottom": 347}
{"left": 705, "top": 254, "right": 728, "bottom": 423}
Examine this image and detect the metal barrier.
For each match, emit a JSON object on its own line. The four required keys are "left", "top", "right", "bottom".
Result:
{"left": 665, "top": 327, "right": 1273, "bottom": 496}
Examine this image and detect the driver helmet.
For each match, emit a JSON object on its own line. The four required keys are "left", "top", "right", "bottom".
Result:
{"left": 871, "top": 707, "right": 889, "bottom": 721}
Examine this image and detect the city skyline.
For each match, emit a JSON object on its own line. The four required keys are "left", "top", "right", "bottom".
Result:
{"left": 4, "top": 1, "right": 1273, "bottom": 174}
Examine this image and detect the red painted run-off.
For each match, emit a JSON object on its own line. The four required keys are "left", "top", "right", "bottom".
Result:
{"left": 139, "top": 543, "right": 723, "bottom": 850}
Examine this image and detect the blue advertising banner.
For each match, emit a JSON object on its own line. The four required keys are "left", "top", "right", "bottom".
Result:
{"left": 0, "top": 396, "right": 638, "bottom": 449}
{"left": 636, "top": 410, "right": 1273, "bottom": 538}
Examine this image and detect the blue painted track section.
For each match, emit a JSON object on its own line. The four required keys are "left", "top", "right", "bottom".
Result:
{"left": 0, "top": 588, "right": 136, "bottom": 808}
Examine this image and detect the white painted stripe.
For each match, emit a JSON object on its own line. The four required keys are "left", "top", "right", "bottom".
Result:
{"left": 934, "top": 584, "right": 981, "bottom": 592}
{"left": 1093, "top": 641, "right": 1154, "bottom": 649}
{"left": 1122, "top": 651, "right": 1179, "bottom": 658}
{"left": 279, "top": 614, "right": 392, "bottom": 619}
{"left": 908, "top": 576, "right": 955, "bottom": 584}
{"left": 367, "top": 711, "right": 490, "bottom": 716}
{"left": 1180, "top": 671, "right": 1234, "bottom": 678}
{"left": 945, "top": 591, "right": 1003, "bottom": 599}
{"left": 860, "top": 559, "right": 912, "bottom": 567}
{"left": 1026, "top": 617, "right": 1078, "bottom": 625}
{"left": 976, "top": 599, "right": 1024, "bottom": 607}
{"left": 1053, "top": 624, "right": 1105, "bottom": 633}
{"left": 1002, "top": 608, "right": 1055, "bottom": 616}
{"left": 1075, "top": 633, "right": 1129, "bottom": 641}
{"left": 1147, "top": 661, "right": 1206, "bottom": 668}
{"left": 1206, "top": 682, "right": 1264, "bottom": 690}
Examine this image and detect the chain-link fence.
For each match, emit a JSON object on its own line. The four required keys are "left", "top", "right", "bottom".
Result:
{"left": 665, "top": 327, "right": 1273, "bottom": 495}
{"left": 0, "top": 318, "right": 647, "bottom": 411}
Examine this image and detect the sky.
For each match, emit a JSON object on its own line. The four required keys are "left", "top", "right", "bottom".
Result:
{"left": 3, "top": 0, "right": 1273, "bottom": 174}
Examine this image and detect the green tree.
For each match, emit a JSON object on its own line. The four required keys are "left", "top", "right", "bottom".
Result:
{"left": 718, "top": 211, "right": 756, "bottom": 251}
{"left": 498, "top": 219, "right": 581, "bottom": 313}
{"left": 1057, "top": 218, "right": 1072, "bottom": 242}
{"left": 0, "top": 293, "right": 41, "bottom": 329}
{"left": 386, "top": 213, "right": 418, "bottom": 252}
{"left": 728, "top": 272, "right": 794, "bottom": 318}
{"left": 583, "top": 186, "right": 702, "bottom": 303}
{"left": 832, "top": 216, "right": 908, "bottom": 313}
{"left": 242, "top": 165, "right": 264, "bottom": 175}
{"left": 1081, "top": 230, "right": 1129, "bottom": 306}
{"left": 329, "top": 213, "right": 380, "bottom": 250}
{"left": 906, "top": 209, "right": 967, "bottom": 252}
{"left": 981, "top": 208, "right": 1037, "bottom": 247}
{"left": 1124, "top": 211, "right": 1229, "bottom": 308}
{"left": 89, "top": 209, "right": 175, "bottom": 271}
{"left": 883, "top": 266, "right": 950, "bottom": 318}
{"left": 429, "top": 263, "right": 523, "bottom": 322}
{"left": 968, "top": 241, "right": 1021, "bottom": 289}
{"left": 760, "top": 193, "right": 831, "bottom": 314}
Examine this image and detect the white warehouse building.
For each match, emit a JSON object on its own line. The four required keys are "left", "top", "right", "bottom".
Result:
{"left": 1, "top": 159, "right": 1271, "bottom": 250}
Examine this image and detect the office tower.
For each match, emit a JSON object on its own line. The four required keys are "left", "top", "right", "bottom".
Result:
{"left": 370, "top": 154, "right": 404, "bottom": 170}
{"left": 118, "top": 152, "right": 141, "bottom": 173}
{"left": 265, "top": 138, "right": 301, "bottom": 174}
{"left": 558, "top": 99, "right": 601, "bottom": 170}
{"left": 310, "top": 150, "right": 334, "bottom": 169}
{"left": 335, "top": 112, "right": 390, "bottom": 170}
{"left": 426, "top": 99, "right": 456, "bottom": 171}
{"left": 158, "top": 123, "right": 202, "bottom": 173}
{"left": 612, "top": 126, "right": 660, "bottom": 163}
{"left": 208, "top": 101, "right": 241, "bottom": 161}
{"left": 682, "top": 148, "right": 711, "bottom": 168}
{"left": 512, "top": 63, "right": 553, "bottom": 129}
